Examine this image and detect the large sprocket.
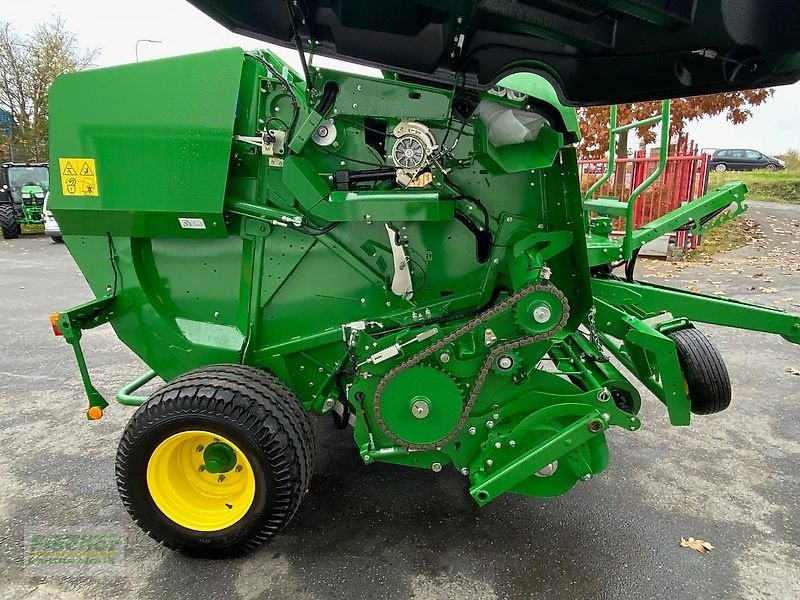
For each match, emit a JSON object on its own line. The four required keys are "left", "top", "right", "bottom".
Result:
{"left": 376, "top": 366, "right": 463, "bottom": 447}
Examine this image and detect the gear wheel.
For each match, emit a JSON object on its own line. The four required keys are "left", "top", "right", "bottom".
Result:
{"left": 376, "top": 365, "right": 463, "bottom": 447}
{"left": 514, "top": 290, "right": 565, "bottom": 334}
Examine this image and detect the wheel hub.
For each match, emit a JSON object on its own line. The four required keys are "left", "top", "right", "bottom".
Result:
{"left": 202, "top": 441, "right": 237, "bottom": 474}
{"left": 146, "top": 430, "right": 256, "bottom": 532}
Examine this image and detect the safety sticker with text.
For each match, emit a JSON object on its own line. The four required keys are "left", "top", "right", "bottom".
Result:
{"left": 59, "top": 158, "right": 99, "bottom": 196}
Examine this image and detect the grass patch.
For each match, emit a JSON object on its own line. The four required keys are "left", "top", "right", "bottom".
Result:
{"left": 687, "top": 217, "right": 757, "bottom": 260}
{"left": 708, "top": 169, "right": 800, "bottom": 204}
{"left": 21, "top": 223, "right": 44, "bottom": 234}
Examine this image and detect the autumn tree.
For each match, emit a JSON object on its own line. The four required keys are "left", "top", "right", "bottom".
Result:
{"left": 577, "top": 90, "right": 773, "bottom": 159}
{"left": 0, "top": 16, "right": 97, "bottom": 162}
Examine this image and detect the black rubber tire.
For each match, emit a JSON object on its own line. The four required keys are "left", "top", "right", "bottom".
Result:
{"left": 52, "top": 235, "right": 64, "bottom": 243}
{"left": 714, "top": 163, "right": 727, "bottom": 172}
{"left": 668, "top": 328, "right": 731, "bottom": 415}
{"left": 0, "top": 204, "right": 20, "bottom": 239}
{"left": 766, "top": 163, "right": 779, "bottom": 172}
{"left": 116, "top": 364, "right": 315, "bottom": 557}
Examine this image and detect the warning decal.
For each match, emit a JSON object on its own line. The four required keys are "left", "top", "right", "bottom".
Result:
{"left": 59, "top": 158, "right": 99, "bottom": 196}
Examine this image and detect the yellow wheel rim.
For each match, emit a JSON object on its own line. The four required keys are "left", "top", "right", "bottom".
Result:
{"left": 146, "top": 430, "right": 256, "bottom": 532}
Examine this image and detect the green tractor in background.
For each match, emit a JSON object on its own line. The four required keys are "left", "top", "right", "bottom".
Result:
{"left": 0, "top": 162, "right": 49, "bottom": 239}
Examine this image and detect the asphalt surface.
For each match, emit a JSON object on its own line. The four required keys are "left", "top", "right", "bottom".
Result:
{"left": 1, "top": 200, "right": 798, "bottom": 600}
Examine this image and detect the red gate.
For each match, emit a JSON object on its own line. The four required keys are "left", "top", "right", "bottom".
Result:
{"left": 579, "top": 137, "right": 710, "bottom": 249}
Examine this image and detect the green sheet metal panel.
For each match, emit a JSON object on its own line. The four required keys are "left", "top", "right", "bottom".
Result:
{"left": 48, "top": 48, "right": 245, "bottom": 238}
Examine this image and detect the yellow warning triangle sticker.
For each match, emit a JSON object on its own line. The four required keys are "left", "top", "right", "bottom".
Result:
{"left": 79, "top": 162, "right": 94, "bottom": 176}
{"left": 63, "top": 162, "right": 77, "bottom": 175}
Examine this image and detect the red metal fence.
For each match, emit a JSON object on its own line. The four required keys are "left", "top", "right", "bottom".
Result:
{"left": 579, "top": 138, "right": 710, "bottom": 242}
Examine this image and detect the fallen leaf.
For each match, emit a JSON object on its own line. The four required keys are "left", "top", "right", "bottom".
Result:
{"left": 760, "top": 288, "right": 778, "bottom": 294}
{"left": 680, "top": 537, "right": 714, "bottom": 553}
{"left": 787, "top": 368, "right": 800, "bottom": 376}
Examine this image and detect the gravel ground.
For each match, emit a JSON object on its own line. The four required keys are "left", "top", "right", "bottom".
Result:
{"left": 0, "top": 200, "right": 798, "bottom": 600}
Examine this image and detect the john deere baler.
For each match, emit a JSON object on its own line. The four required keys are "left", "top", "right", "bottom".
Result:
{"left": 48, "top": 0, "right": 800, "bottom": 556}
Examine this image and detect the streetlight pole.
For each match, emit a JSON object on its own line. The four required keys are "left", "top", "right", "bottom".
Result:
{"left": 135, "top": 39, "right": 163, "bottom": 62}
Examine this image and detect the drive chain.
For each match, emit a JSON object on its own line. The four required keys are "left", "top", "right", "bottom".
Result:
{"left": 372, "top": 284, "right": 570, "bottom": 450}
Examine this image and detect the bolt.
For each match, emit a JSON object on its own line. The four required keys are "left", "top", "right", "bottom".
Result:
{"left": 363, "top": 455, "right": 371, "bottom": 463}
{"left": 497, "top": 355, "right": 514, "bottom": 370}
{"left": 506, "top": 216, "right": 513, "bottom": 222}
{"left": 492, "top": 413, "right": 500, "bottom": 420}
{"left": 352, "top": 103, "right": 358, "bottom": 109}
{"left": 308, "top": 382, "right": 314, "bottom": 387}
{"left": 357, "top": 84, "right": 362, "bottom": 91}
{"left": 493, "top": 258, "right": 500, "bottom": 264}
{"left": 217, "top": 475, "right": 226, "bottom": 483}
{"left": 581, "top": 474, "right": 592, "bottom": 481}
{"left": 588, "top": 419, "right": 604, "bottom": 433}
{"left": 323, "top": 398, "right": 335, "bottom": 413}
{"left": 439, "top": 352, "right": 450, "bottom": 363}
{"left": 486, "top": 459, "right": 494, "bottom": 467}
{"left": 602, "top": 412, "right": 611, "bottom": 421}
{"left": 411, "top": 400, "right": 430, "bottom": 419}
{"left": 299, "top": 365, "right": 305, "bottom": 371}
{"left": 431, "top": 462, "right": 442, "bottom": 473}
{"left": 509, "top": 440, "right": 516, "bottom": 448}
{"left": 196, "top": 445, "right": 204, "bottom": 453}
{"left": 235, "top": 465, "right": 243, "bottom": 473}
{"left": 468, "top": 426, "right": 477, "bottom": 435}
{"left": 494, "top": 441, "right": 502, "bottom": 449}
{"left": 486, "top": 420, "right": 494, "bottom": 429}
{"left": 360, "top": 298, "right": 366, "bottom": 304}
{"left": 533, "top": 305, "right": 552, "bottom": 323}
{"left": 198, "top": 465, "right": 206, "bottom": 472}
{"left": 460, "top": 467, "right": 469, "bottom": 476}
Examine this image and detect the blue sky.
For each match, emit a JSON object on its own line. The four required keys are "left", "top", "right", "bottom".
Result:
{"left": 6, "top": 0, "right": 800, "bottom": 156}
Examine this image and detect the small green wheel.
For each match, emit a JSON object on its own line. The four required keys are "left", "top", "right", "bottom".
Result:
{"left": 116, "top": 365, "right": 315, "bottom": 557}
{"left": 668, "top": 328, "right": 732, "bottom": 415}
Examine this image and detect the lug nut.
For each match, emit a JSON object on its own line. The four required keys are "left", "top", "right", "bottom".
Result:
{"left": 468, "top": 426, "right": 477, "bottom": 435}
{"left": 217, "top": 475, "right": 225, "bottom": 483}
{"left": 486, "top": 459, "right": 494, "bottom": 467}
{"left": 431, "top": 462, "right": 442, "bottom": 473}
{"left": 494, "top": 441, "right": 502, "bottom": 449}
{"left": 486, "top": 420, "right": 494, "bottom": 429}
{"left": 460, "top": 467, "right": 469, "bottom": 476}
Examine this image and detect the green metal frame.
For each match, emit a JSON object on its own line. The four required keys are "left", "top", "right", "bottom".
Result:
{"left": 48, "top": 47, "right": 800, "bottom": 507}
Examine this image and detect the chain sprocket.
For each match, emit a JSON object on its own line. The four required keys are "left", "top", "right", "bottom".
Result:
{"left": 373, "top": 284, "right": 570, "bottom": 450}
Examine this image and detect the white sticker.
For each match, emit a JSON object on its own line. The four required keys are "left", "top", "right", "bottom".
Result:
{"left": 178, "top": 217, "right": 206, "bottom": 230}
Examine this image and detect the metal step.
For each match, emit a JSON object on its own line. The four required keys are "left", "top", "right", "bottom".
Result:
{"left": 583, "top": 197, "right": 629, "bottom": 217}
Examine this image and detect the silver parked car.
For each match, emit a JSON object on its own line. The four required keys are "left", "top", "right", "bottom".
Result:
{"left": 42, "top": 192, "right": 63, "bottom": 243}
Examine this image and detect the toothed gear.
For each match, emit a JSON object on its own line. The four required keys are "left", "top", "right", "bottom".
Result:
{"left": 377, "top": 365, "right": 463, "bottom": 447}
{"left": 514, "top": 290, "right": 566, "bottom": 335}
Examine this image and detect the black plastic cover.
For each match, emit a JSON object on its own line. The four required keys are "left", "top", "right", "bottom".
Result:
{"left": 187, "top": 0, "right": 800, "bottom": 105}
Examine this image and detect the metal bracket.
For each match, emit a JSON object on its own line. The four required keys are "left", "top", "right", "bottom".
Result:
{"left": 234, "top": 129, "right": 286, "bottom": 157}
{"left": 385, "top": 224, "right": 414, "bottom": 299}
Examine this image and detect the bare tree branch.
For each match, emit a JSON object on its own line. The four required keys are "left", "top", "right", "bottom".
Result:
{"left": 0, "top": 15, "right": 98, "bottom": 161}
